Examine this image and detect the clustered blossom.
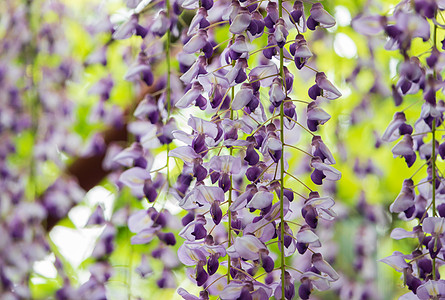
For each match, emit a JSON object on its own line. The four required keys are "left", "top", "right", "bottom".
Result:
{"left": 354, "top": 0, "right": 445, "bottom": 298}
{"left": 112, "top": 0, "right": 342, "bottom": 299}
{"left": 0, "top": 0, "right": 130, "bottom": 298}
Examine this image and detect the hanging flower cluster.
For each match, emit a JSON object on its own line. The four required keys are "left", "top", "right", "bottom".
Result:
{"left": 0, "top": 0, "right": 125, "bottom": 298}
{"left": 354, "top": 0, "right": 445, "bottom": 298}
{"left": 113, "top": 0, "right": 342, "bottom": 299}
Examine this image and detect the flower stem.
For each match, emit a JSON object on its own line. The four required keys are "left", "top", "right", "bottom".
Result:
{"left": 432, "top": 12, "right": 438, "bottom": 280}
{"left": 165, "top": 0, "right": 172, "bottom": 189}
{"left": 278, "top": 0, "right": 286, "bottom": 298}
{"left": 227, "top": 33, "right": 236, "bottom": 283}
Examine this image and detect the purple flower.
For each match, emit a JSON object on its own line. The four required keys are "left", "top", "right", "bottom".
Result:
{"left": 392, "top": 135, "right": 416, "bottom": 167}
{"left": 390, "top": 179, "right": 415, "bottom": 213}
{"left": 124, "top": 51, "right": 154, "bottom": 86}
{"left": 119, "top": 167, "right": 151, "bottom": 198}
{"left": 264, "top": 2, "right": 279, "bottom": 29}
{"left": 351, "top": 14, "right": 384, "bottom": 36}
{"left": 291, "top": 34, "right": 312, "bottom": 70}
{"left": 315, "top": 72, "right": 341, "bottom": 100}
{"left": 229, "top": 35, "right": 249, "bottom": 60}
{"left": 289, "top": 1, "right": 306, "bottom": 30}
{"left": 416, "top": 280, "right": 445, "bottom": 299}
{"left": 307, "top": 3, "right": 336, "bottom": 30}
{"left": 227, "top": 235, "right": 267, "bottom": 260}
{"left": 274, "top": 18, "right": 288, "bottom": 48}
{"left": 151, "top": 11, "right": 170, "bottom": 36}
{"left": 230, "top": 7, "right": 251, "bottom": 34}
{"left": 307, "top": 101, "right": 331, "bottom": 131}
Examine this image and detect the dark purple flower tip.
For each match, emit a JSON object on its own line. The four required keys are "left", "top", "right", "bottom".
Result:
{"left": 257, "top": 274, "right": 271, "bottom": 287}
{"left": 224, "top": 127, "right": 238, "bottom": 141}
{"left": 157, "top": 277, "right": 167, "bottom": 288}
{"left": 302, "top": 205, "right": 318, "bottom": 228}
{"left": 202, "top": 0, "right": 214, "bottom": 10}
{"left": 182, "top": 211, "right": 195, "bottom": 226}
{"left": 307, "top": 16, "right": 319, "bottom": 30}
{"left": 283, "top": 188, "right": 294, "bottom": 202}
{"left": 143, "top": 181, "right": 158, "bottom": 203}
{"left": 404, "top": 205, "right": 415, "bottom": 218}
{"left": 284, "top": 101, "right": 296, "bottom": 120}
{"left": 177, "top": 173, "right": 193, "bottom": 195}
{"left": 249, "top": 76, "right": 261, "bottom": 92}
{"left": 399, "top": 123, "right": 413, "bottom": 135}
{"left": 264, "top": 15, "right": 275, "bottom": 29}
{"left": 210, "top": 201, "right": 223, "bottom": 225}
{"left": 308, "top": 84, "right": 321, "bottom": 100}
{"left": 298, "top": 281, "right": 312, "bottom": 300}
{"left": 229, "top": 49, "right": 242, "bottom": 61}
{"left": 202, "top": 42, "right": 214, "bottom": 59}
{"left": 210, "top": 170, "right": 220, "bottom": 184}
{"left": 284, "top": 279, "right": 295, "bottom": 299}
{"left": 406, "top": 272, "right": 422, "bottom": 293}
{"left": 135, "top": 24, "right": 148, "bottom": 38}
{"left": 283, "top": 234, "right": 292, "bottom": 248}
{"left": 199, "top": 18, "right": 211, "bottom": 29}
{"left": 151, "top": 211, "right": 167, "bottom": 227}
{"left": 196, "top": 262, "right": 209, "bottom": 286}
{"left": 173, "top": 1, "right": 182, "bottom": 15}
{"left": 219, "top": 173, "right": 231, "bottom": 192}
{"left": 192, "top": 134, "right": 207, "bottom": 156}
{"left": 428, "top": 237, "right": 442, "bottom": 259}
{"left": 290, "top": 9, "right": 303, "bottom": 24}
{"left": 404, "top": 153, "right": 416, "bottom": 168}
{"left": 207, "top": 254, "right": 219, "bottom": 275}
{"left": 294, "top": 56, "right": 306, "bottom": 70}
{"left": 192, "top": 223, "right": 207, "bottom": 240}
{"left": 200, "top": 290, "right": 209, "bottom": 300}
{"left": 296, "top": 242, "right": 308, "bottom": 254}
{"left": 284, "top": 70, "right": 293, "bottom": 92}
{"left": 424, "top": 88, "right": 436, "bottom": 106}
{"left": 307, "top": 119, "right": 318, "bottom": 132}
{"left": 247, "top": 94, "right": 260, "bottom": 112}
{"left": 142, "top": 68, "right": 154, "bottom": 86}
{"left": 10, "top": 218, "right": 24, "bottom": 239}
{"left": 427, "top": 48, "right": 440, "bottom": 68}
{"left": 269, "top": 149, "right": 282, "bottom": 163}
{"left": 277, "top": 40, "right": 286, "bottom": 48}
{"left": 415, "top": 0, "right": 437, "bottom": 19}
{"left": 252, "top": 12, "right": 265, "bottom": 33}
{"left": 235, "top": 69, "right": 247, "bottom": 84}
{"left": 263, "top": 44, "right": 277, "bottom": 59}
{"left": 193, "top": 163, "right": 208, "bottom": 181}
{"left": 310, "top": 169, "right": 325, "bottom": 185}
{"left": 418, "top": 258, "right": 433, "bottom": 274}
{"left": 442, "top": 37, "right": 445, "bottom": 50}
{"left": 438, "top": 203, "right": 445, "bottom": 217}
{"left": 195, "top": 94, "right": 208, "bottom": 110}
{"left": 247, "top": 20, "right": 259, "bottom": 35}
{"left": 289, "top": 43, "right": 297, "bottom": 57}
{"left": 399, "top": 79, "right": 412, "bottom": 95}
{"left": 245, "top": 145, "right": 260, "bottom": 166}
{"left": 232, "top": 218, "right": 242, "bottom": 235}
{"left": 239, "top": 287, "right": 253, "bottom": 300}
{"left": 158, "top": 232, "right": 176, "bottom": 246}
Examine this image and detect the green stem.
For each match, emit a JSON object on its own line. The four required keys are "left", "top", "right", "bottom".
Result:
{"left": 278, "top": 0, "right": 286, "bottom": 298}
{"left": 166, "top": 0, "right": 171, "bottom": 118}
{"left": 432, "top": 12, "right": 438, "bottom": 280}
{"left": 165, "top": 0, "right": 172, "bottom": 189}
{"left": 227, "top": 33, "right": 236, "bottom": 283}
